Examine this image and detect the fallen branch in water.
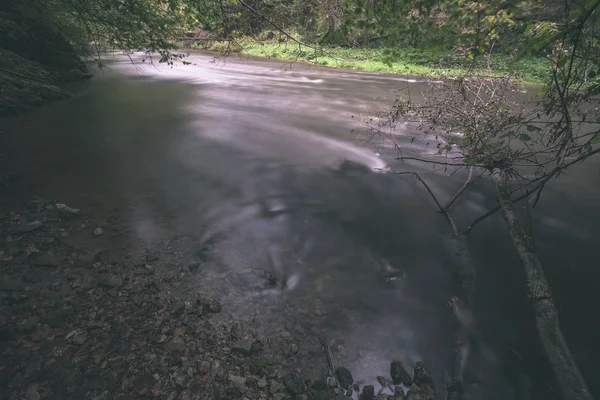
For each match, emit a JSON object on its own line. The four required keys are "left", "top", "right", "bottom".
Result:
{"left": 493, "top": 172, "right": 593, "bottom": 400}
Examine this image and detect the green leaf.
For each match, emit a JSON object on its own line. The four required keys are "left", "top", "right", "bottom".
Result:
{"left": 526, "top": 124, "right": 542, "bottom": 132}
{"left": 519, "top": 133, "right": 532, "bottom": 141}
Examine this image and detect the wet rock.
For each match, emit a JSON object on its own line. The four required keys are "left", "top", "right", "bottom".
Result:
{"left": 360, "top": 385, "right": 375, "bottom": 400}
{"left": 146, "top": 253, "right": 159, "bottom": 262}
{"left": 390, "top": 361, "right": 412, "bottom": 386}
{"left": 15, "top": 220, "right": 43, "bottom": 233}
{"left": 273, "top": 394, "right": 285, "bottom": 400}
{"left": 412, "top": 362, "right": 433, "bottom": 389}
{"left": 377, "top": 376, "right": 389, "bottom": 389}
{"left": 406, "top": 383, "right": 434, "bottom": 400}
{"left": 231, "top": 321, "right": 244, "bottom": 338}
{"left": 94, "top": 227, "right": 104, "bottom": 236}
{"left": 335, "top": 367, "right": 353, "bottom": 388}
{"left": 26, "top": 384, "right": 40, "bottom": 400}
{"left": 31, "top": 251, "right": 59, "bottom": 267}
{"left": 394, "top": 386, "right": 407, "bottom": 400}
{"left": 246, "top": 376, "right": 258, "bottom": 390}
{"left": 296, "top": 395, "right": 309, "bottom": 400}
{"left": 166, "top": 337, "right": 186, "bottom": 352}
{"left": 56, "top": 203, "right": 80, "bottom": 217}
{"left": 446, "top": 379, "right": 462, "bottom": 400}
{"left": 229, "top": 375, "right": 247, "bottom": 393}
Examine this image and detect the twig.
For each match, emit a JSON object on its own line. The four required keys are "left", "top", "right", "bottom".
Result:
{"left": 444, "top": 167, "right": 474, "bottom": 211}
{"left": 394, "top": 172, "right": 459, "bottom": 235}
{"left": 318, "top": 335, "right": 335, "bottom": 372}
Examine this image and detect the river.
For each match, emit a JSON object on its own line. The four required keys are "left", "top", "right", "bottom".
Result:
{"left": 1, "top": 51, "right": 599, "bottom": 400}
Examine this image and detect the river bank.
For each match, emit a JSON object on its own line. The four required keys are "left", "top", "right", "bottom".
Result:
{"left": 183, "top": 38, "right": 548, "bottom": 84}
{"left": 0, "top": 197, "right": 442, "bottom": 400}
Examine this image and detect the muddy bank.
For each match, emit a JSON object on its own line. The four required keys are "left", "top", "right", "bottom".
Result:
{"left": 0, "top": 198, "right": 444, "bottom": 400}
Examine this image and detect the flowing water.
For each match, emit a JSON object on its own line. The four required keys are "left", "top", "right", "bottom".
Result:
{"left": 1, "top": 52, "right": 599, "bottom": 399}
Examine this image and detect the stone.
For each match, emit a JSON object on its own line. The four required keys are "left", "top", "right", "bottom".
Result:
{"left": 360, "top": 385, "right": 375, "bottom": 400}
{"left": 231, "top": 321, "right": 244, "bottom": 338}
{"left": 56, "top": 203, "right": 80, "bottom": 216}
{"left": 288, "top": 343, "right": 299, "bottom": 355}
{"left": 283, "top": 372, "right": 303, "bottom": 395}
{"left": 406, "top": 383, "right": 435, "bottom": 400}
{"left": 15, "top": 220, "right": 43, "bottom": 233}
{"left": 198, "top": 361, "right": 211, "bottom": 375}
{"left": 335, "top": 367, "right": 353, "bottom": 388}
{"left": 231, "top": 339, "right": 253, "bottom": 355}
{"left": 94, "top": 227, "right": 104, "bottom": 236}
{"left": 412, "top": 362, "right": 433, "bottom": 389}
{"left": 250, "top": 339, "right": 264, "bottom": 353}
{"left": 258, "top": 377, "right": 268, "bottom": 388}
{"left": 273, "top": 394, "right": 285, "bottom": 400}
{"left": 377, "top": 376, "right": 389, "bottom": 388}
{"left": 26, "top": 384, "right": 40, "bottom": 400}
{"left": 394, "top": 386, "right": 407, "bottom": 400}
{"left": 166, "top": 337, "right": 186, "bottom": 352}
{"left": 23, "top": 316, "right": 40, "bottom": 332}
{"left": 100, "top": 275, "right": 124, "bottom": 288}
{"left": 175, "top": 375, "right": 191, "bottom": 388}
{"left": 209, "top": 299, "right": 222, "bottom": 313}
{"left": 326, "top": 376, "right": 338, "bottom": 388}
{"left": 72, "top": 331, "right": 87, "bottom": 345}
{"left": 31, "top": 251, "right": 59, "bottom": 267}
{"left": 390, "top": 361, "right": 412, "bottom": 386}
{"left": 270, "top": 380, "right": 282, "bottom": 392}
{"left": 229, "top": 375, "right": 247, "bottom": 393}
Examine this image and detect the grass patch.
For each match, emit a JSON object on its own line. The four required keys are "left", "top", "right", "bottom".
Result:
{"left": 235, "top": 40, "right": 549, "bottom": 84}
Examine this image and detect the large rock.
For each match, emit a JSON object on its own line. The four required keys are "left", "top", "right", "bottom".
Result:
{"left": 0, "top": 10, "right": 90, "bottom": 81}
{"left": 390, "top": 361, "right": 412, "bottom": 386}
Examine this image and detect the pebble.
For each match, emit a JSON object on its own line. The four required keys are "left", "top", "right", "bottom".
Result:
{"left": 360, "top": 385, "right": 375, "bottom": 400}
{"left": 166, "top": 337, "right": 186, "bottom": 352}
{"left": 288, "top": 343, "right": 299, "bottom": 355}
{"left": 258, "top": 377, "right": 268, "bottom": 388}
{"left": 94, "top": 227, "right": 104, "bottom": 236}
{"left": 231, "top": 321, "right": 244, "bottom": 338}
{"left": 72, "top": 331, "right": 87, "bottom": 345}
{"left": 270, "top": 380, "right": 282, "bottom": 392}
{"left": 229, "top": 375, "right": 247, "bottom": 393}
{"left": 26, "top": 384, "right": 40, "bottom": 400}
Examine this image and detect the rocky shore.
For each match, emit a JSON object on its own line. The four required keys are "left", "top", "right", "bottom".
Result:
{"left": 0, "top": 197, "right": 451, "bottom": 400}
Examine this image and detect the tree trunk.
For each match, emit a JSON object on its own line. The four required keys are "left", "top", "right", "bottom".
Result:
{"left": 493, "top": 173, "right": 593, "bottom": 400}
